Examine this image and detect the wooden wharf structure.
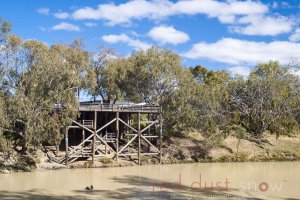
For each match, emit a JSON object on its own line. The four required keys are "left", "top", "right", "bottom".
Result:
{"left": 55, "top": 101, "right": 163, "bottom": 165}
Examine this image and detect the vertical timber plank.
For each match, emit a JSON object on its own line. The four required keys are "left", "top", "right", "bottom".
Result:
{"left": 138, "top": 112, "right": 141, "bottom": 165}
{"left": 159, "top": 111, "right": 163, "bottom": 163}
{"left": 116, "top": 112, "right": 119, "bottom": 161}
{"left": 65, "top": 127, "right": 69, "bottom": 166}
{"left": 92, "top": 110, "right": 97, "bottom": 164}
{"left": 82, "top": 129, "right": 85, "bottom": 142}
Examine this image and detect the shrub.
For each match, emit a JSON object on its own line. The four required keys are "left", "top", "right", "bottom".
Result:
{"left": 84, "top": 160, "right": 93, "bottom": 168}
{"left": 215, "top": 152, "right": 249, "bottom": 162}
{"left": 99, "top": 157, "right": 113, "bottom": 165}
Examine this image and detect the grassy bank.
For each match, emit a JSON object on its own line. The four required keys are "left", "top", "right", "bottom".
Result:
{"left": 161, "top": 131, "right": 300, "bottom": 164}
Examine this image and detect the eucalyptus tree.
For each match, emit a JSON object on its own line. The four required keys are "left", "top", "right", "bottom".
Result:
{"left": 0, "top": 18, "right": 12, "bottom": 153}
{"left": 1, "top": 36, "right": 94, "bottom": 152}
{"left": 190, "top": 66, "right": 232, "bottom": 142}
{"left": 230, "top": 61, "right": 300, "bottom": 139}
{"left": 123, "top": 47, "right": 197, "bottom": 131}
{"left": 89, "top": 47, "right": 197, "bottom": 132}
{"left": 88, "top": 47, "right": 125, "bottom": 103}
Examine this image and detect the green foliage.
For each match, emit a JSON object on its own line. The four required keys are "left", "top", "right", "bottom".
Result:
{"left": 0, "top": 21, "right": 94, "bottom": 153}
{"left": 190, "top": 65, "right": 209, "bottom": 83}
{"left": 1, "top": 19, "right": 300, "bottom": 160}
{"left": 216, "top": 152, "right": 249, "bottom": 162}
{"left": 89, "top": 47, "right": 197, "bottom": 133}
{"left": 88, "top": 47, "right": 124, "bottom": 103}
{"left": 99, "top": 157, "right": 113, "bottom": 165}
{"left": 14, "top": 155, "right": 37, "bottom": 171}
{"left": 190, "top": 66, "right": 231, "bottom": 141}
{"left": 230, "top": 61, "right": 300, "bottom": 138}
{"left": 0, "top": 17, "right": 11, "bottom": 42}
{"left": 227, "top": 125, "right": 248, "bottom": 152}
{"left": 8, "top": 40, "right": 93, "bottom": 150}
{"left": 84, "top": 160, "right": 94, "bottom": 168}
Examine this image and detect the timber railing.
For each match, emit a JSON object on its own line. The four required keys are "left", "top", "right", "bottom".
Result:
{"left": 78, "top": 120, "right": 94, "bottom": 128}
{"left": 79, "top": 103, "right": 161, "bottom": 113}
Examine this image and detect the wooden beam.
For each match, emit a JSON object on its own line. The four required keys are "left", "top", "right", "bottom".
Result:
{"left": 65, "top": 127, "right": 69, "bottom": 166}
{"left": 116, "top": 112, "right": 119, "bottom": 161}
{"left": 82, "top": 129, "right": 85, "bottom": 142}
{"left": 159, "top": 112, "right": 163, "bottom": 163}
{"left": 141, "top": 120, "right": 159, "bottom": 133}
{"left": 56, "top": 145, "right": 60, "bottom": 155}
{"left": 141, "top": 135, "right": 160, "bottom": 153}
{"left": 96, "top": 118, "right": 116, "bottom": 134}
{"left": 119, "top": 153, "right": 138, "bottom": 156}
{"left": 68, "top": 126, "right": 80, "bottom": 129}
{"left": 119, "top": 118, "right": 138, "bottom": 133}
{"left": 119, "top": 152, "right": 159, "bottom": 156}
{"left": 118, "top": 134, "right": 137, "bottom": 154}
{"left": 95, "top": 134, "right": 115, "bottom": 153}
{"left": 143, "top": 135, "right": 159, "bottom": 138}
{"left": 92, "top": 110, "right": 97, "bottom": 164}
{"left": 148, "top": 114, "right": 150, "bottom": 136}
{"left": 138, "top": 112, "right": 141, "bottom": 165}
{"left": 69, "top": 134, "right": 93, "bottom": 155}
{"left": 72, "top": 120, "right": 94, "bottom": 134}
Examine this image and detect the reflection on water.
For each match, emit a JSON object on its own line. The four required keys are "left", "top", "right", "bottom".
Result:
{"left": 0, "top": 162, "right": 299, "bottom": 199}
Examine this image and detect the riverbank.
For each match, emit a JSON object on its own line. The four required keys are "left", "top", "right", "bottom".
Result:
{"left": 162, "top": 131, "right": 300, "bottom": 163}
{"left": 1, "top": 132, "right": 300, "bottom": 173}
{"left": 1, "top": 161, "right": 300, "bottom": 199}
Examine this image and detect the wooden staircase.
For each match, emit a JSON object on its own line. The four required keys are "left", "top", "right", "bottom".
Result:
{"left": 53, "top": 134, "right": 116, "bottom": 164}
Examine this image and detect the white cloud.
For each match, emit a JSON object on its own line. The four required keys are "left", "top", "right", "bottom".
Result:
{"left": 228, "top": 66, "right": 250, "bottom": 77}
{"left": 148, "top": 26, "right": 189, "bottom": 45}
{"left": 52, "top": 22, "right": 80, "bottom": 32}
{"left": 69, "top": 0, "right": 297, "bottom": 36}
{"left": 289, "top": 28, "right": 300, "bottom": 42}
{"left": 102, "top": 33, "right": 151, "bottom": 50}
{"left": 183, "top": 38, "right": 300, "bottom": 65}
{"left": 85, "top": 22, "right": 97, "bottom": 27}
{"left": 37, "top": 8, "right": 50, "bottom": 15}
{"left": 72, "top": 0, "right": 268, "bottom": 26}
{"left": 54, "top": 12, "right": 70, "bottom": 19}
{"left": 73, "top": 1, "right": 172, "bottom": 26}
{"left": 231, "top": 15, "right": 293, "bottom": 36}
{"left": 70, "top": 0, "right": 295, "bottom": 36}
{"left": 172, "top": 0, "right": 268, "bottom": 23}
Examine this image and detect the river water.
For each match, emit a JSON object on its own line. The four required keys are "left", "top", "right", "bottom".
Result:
{"left": 0, "top": 162, "right": 299, "bottom": 200}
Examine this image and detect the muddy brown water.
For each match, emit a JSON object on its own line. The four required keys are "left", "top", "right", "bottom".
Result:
{"left": 0, "top": 162, "right": 299, "bottom": 200}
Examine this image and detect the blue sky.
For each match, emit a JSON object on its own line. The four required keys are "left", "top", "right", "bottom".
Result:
{"left": 1, "top": 0, "right": 300, "bottom": 76}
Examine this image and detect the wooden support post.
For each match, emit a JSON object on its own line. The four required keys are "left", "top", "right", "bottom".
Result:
{"left": 138, "top": 112, "right": 141, "bottom": 165}
{"left": 127, "top": 114, "right": 130, "bottom": 142}
{"left": 92, "top": 110, "right": 97, "bottom": 164}
{"left": 82, "top": 129, "right": 85, "bottom": 142}
{"left": 116, "top": 112, "right": 119, "bottom": 161}
{"left": 65, "top": 127, "right": 69, "bottom": 166}
{"left": 125, "top": 114, "right": 130, "bottom": 149}
{"left": 159, "top": 112, "right": 163, "bottom": 163}
{"left": 148, "top": 114, "right": 151, "bottom": 135}
{"left": 105, "top": 113, "right": 108, "bottom": 133}
{"left": 127, "top": 114, "right": 129, "bottom": 135}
